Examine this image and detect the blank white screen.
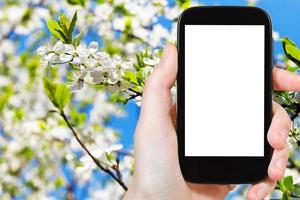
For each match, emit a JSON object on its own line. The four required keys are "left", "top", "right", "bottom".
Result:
{"left": 185, "top": 25, "right": 264, "bottom": 157}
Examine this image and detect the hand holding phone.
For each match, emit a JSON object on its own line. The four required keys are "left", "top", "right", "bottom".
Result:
{"left": 124, "top": 7, "right": 291, "bottom": 200}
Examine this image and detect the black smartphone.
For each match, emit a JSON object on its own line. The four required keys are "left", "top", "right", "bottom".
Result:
{"left": 177, "top": 6, "right": 273, "bottom": 184}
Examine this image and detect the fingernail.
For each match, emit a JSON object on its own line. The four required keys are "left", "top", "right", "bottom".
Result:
{"left": 275, "top": 158, "right": 285, "bottom": 170}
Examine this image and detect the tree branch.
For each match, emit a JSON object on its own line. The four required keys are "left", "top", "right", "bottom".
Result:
{"left": 66, "top": 179, "right": 76, "bottom": 200}
{"left": 0, "top": 25, "right": 16, "bottom": 44}
{"left": 59, "top": 110, "right": 128, "bottom": 191}
{"left": 85, "top": 81, "right": 143, "bottom": 101}
{"left": 126, "top": 88, "right": 142, "bottom": 101}
{"left": 128, "top": 88, "right": 142, "bottom": 97}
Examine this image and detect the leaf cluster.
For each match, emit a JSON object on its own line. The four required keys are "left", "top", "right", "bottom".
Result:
{"left": 43, "top": 77, "right": 71, "bottom": 111}
{"left": 47, "top": 11, "right": 82, "bottom": 46}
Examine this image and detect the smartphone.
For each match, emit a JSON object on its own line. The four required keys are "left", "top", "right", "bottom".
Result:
{"left": 177, "top": 6, "right": 273, "bottom": 183}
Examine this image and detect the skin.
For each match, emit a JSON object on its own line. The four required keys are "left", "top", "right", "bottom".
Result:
{"left": 123, "top": 44, "right": 297, "bottom": 200}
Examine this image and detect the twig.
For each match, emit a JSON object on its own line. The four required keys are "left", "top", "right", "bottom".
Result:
{"left": 0, "top": 25, "right": 16, "bottom": 44}
{"left": 66, "top": 178, "right": 76, "bottom": 200}
{"left": 127, "top": 88, "right": 142, "bottom": 99}
{"left": 128, "top": 87, "right": 142, "bottom": 96}
{"left": 125, "top": 32, "right": 151, "bottom": 46}
{"left": 282, "top": 102, "right": 300, "bottom": 121}
{"left": 85, "top": 81, "right": 143, "bottom": 101}
{"left": 291, "top": 193, "right": 300, "bottom": 198}
{"left": 59, "top": 110, "right": 128, "bottom": 191}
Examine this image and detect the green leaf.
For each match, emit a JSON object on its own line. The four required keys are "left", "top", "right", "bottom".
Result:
{"left": 283, "top": 176, "right": 294, "bottom": 191}
{"left": 132, "top": 85, "right": 142, "bottom": 94}
{"left": 47, "top": 20, "right": 64, "bottom": 41}
{"left": 25, "top": 181, "right": 39, "bottom": 191}
{"left": 67, "top": 0, "right": 86, "bottom": 6}
{"left": 69, "top": 11, "right": 77, "bottom": 38}
{"left": 113, "top": 4, "right": 130, "bottom": 15}
{"left": 79, "top": 0, "right": 86, "bottom": 6}
{"left": 18, "top": 147, "right": 35, "bottom": 160}
{"left": 136, "top": 52, "right": 145, "bottom": 69}
{"left": 292, "top": 184, "right": 300, "bottom": 198}
{"left": 0, "top": 94, "right": 10, "bottom": 113}
{"left": 0, "top": 85, "right": 13, "bottom": 113}
{"left": 103, "top": 42, "right": 121, "bottom": 55}
{"left": 54, "top": 177, "right": 64, "bottom": 188}
{"left": 176, "top": 0, "right": 191, "bottom": 9}
{"left": 156, "top": 49, "right": 163, "bottom": 57}
{"left": 124, "top": 71, "right": 138, "bottom": 85}
{"left": 137, "top": 69, "right": 146, "bottom": 86}
{"left": 21, "top": 8, "right": 33, "bottom": 23}
{"left": 133, "top": 63, "right": 140, "bottom": 71}
{"left": 287, "top": 65, "right": 298, "bottom": 72}
{"left": 72, "top": 32, "right": 83, "bottom": 47}
{"left": 110, "top": 92, "right": 127, "bottom": 104}
{"left": 97, "top": 0, "right": 105, "bottom": 4}
{"left": 43, "top": 77, "right": 59, "bottom": 108}
{"left": 282, "top": 37, "right": 300, "bottom": 66}
{"left": 43, "top": 78, "right": 71, "bottom": 110}
{"left": 124, "top": 17, "right": 132, "bottom": 32}
{"left": 70, "top": 106, "right": 87, "bottom": 126}
{"left": 282, "top": 192, "right": 289, "bottom": 200}
{"left": 54, "top": 84, "right": 71, "bottom": 110}
{"left": 105, "top": 152, "right": 114, "bottom": 162}
{"left": 14, "top": 108, "right": 25, "bottom": 120}
{"left": 282, "top": 37, "right": 297, "bottom": 46}
{"left": 58, "top": 13, "right": 71, "bottom": 37}
{"left": 55, "top": 29, "right": 71, "bottom": 43}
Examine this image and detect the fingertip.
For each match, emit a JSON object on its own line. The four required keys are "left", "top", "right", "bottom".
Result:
{"left": 267, "top": 131, "right": 286, "bottom": 150}
{"left": 144, "top": 43, "right": 178, "bottom": 91}
{"left": 268, "top": 161, "right": 286, "bottom": 181}
{"left": 157, "top": 43, "right": 178, "bottom": 88}
{"left": 268, "top": 147, "right": 288, "bottom": 181}
{"left": 273, "top": 67, "right": 300, "bottom": 91}
{"left": 268, "top": 102, "right": 291, "bottom": 150}
{"left": 247, "top": 178, "right": 276, "bottom": 200}
{"left": 272, "top": 67, "right": 300, "bottom": 91}
{"left": 140, "top": 43, "right": 178, "bottom": 120}
{"left": 247, "top": 186, "right": 258, "bottom": 200}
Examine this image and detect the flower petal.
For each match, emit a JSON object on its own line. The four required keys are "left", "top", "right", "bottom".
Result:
{"left": 88, "top": 41, "right": 99, "bottom": 54}
{"left": 59, "top": 54, "right": 73, "bottom": 62}
{"left": 143, "top": 57, "right": 159, "bottom": 66}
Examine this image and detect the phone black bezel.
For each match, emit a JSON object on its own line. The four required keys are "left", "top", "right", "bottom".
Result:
{"left": 177, "top": 6, "right": 273, "bottom": 184}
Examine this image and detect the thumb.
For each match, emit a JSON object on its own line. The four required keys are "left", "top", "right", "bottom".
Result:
{"left": 139, "top": 44, "right": 178, "bottom": 126}
{"left": 131, "top": 44, "right": 183, "bottom": 191}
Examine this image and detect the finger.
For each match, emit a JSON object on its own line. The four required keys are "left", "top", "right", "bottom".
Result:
{"left": 273, "top": 67, "right": 300, "bottom": 91}
{"left": 247, "top": 178, "right": 276, "bottom": 200}
{"left": 267, "top": 102, "right": 291, "bottom": 150}
{"left": 170, "top": 102, "right": 177, "bottom": 128}
{"left": 138, "top": 44, "right": 178, "bottom": 127}
{"left": 132, "top": 44, "right": 182, "bottom": 187}
{"left": 268, "top": 144, "right": 289, "bottom": 181}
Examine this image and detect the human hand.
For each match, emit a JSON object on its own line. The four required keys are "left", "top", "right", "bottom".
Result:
{"left": 124, "top": 44, "right": 293, "bottom": 200}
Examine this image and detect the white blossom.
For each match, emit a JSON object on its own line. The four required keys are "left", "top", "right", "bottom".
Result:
{"left": 88, "top": 41, "right": 99, "bottom": 54}
{"left": 69, "top": 71, "right": 87, "bottom": 92}
{"left": 143, "top": 57, "right": 159, "bottom": 66}
{"left": 105, "top": 144, "right": 123, "bottom": 153}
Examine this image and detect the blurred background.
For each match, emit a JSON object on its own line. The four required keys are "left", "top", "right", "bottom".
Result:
{"left": 1, "top": 0, "right": 300, "bottom": 199}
